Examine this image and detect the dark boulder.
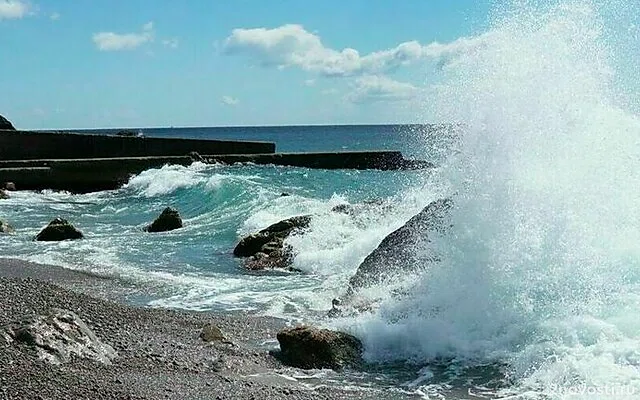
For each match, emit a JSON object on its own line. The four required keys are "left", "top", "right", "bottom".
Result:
{"left": 5, "top": 182, "right": 16, "bottom": 191}
{"left": 35, "top": 218, "right": 83, "bottom": 241}
{"left": 346, "top": 198, "right": 453, "bottom": 295}
{"left": 276, "top": 326, "right": 363, "bottom": 370}
{"left": 2, "top": 308, "right": 117, "bottom": 365}
{"left": 0, "top": 115, "right": 15, "bottom": 130}
{"left": 0, "top": 190, "right": 8, "bottom": 200}
{"left": 145, "top": 207, "right": 183, "bottom": 233}
{"left": 0, "top": 220, "right": 14, "bottom": 234}
{"left": 233, "top": 215, "right": 311, "bottom": 271}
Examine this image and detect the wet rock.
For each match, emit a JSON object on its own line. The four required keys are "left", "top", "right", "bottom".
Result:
{"left": 0, "top": 114, "right": 16, "bottom": 130}
{"left": 200, "top": 323, "right": 225, "bottom": 342}
{"left": 346, "top": 198, "right": 453, "bottom": 294}
{"left": 35, "top": 218, "right": 83, "bottom": 241}
{"left": 0, "top": 220, "right": 15, "bottom": 234}
{"left": 3, "top": 308, "right": 117, "bottom": 365}
{"left": 145, "top": 207, "right": 183, "bottom": 233}
{"left": 234, "top": 215, "right": 311, "bottom": 271}
{"left": 0, "top": 190, "right": 8, "bottom": 200}
{"left": 244, "top": 248, "right": 298, "bottom": 271}
{"left": 4, "top": 182, "right": 16, "bottom": 191}
{"left": 276, "top": 326, "right": 363, "bottom": 370}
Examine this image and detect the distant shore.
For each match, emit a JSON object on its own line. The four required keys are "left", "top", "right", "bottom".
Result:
{"left": 0, "top": 258, "right": 407, "bottom": 400}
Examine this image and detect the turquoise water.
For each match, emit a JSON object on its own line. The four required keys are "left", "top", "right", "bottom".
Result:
{"left": 0, "top": 130, "right": 445, "bottom": 315}
{"left": 4, "top": 1, "right": 640, "bottom": 398}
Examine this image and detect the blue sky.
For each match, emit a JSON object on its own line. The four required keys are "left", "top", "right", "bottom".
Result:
{"left": 1, "top": 1, "right": 492, "bottom": 129}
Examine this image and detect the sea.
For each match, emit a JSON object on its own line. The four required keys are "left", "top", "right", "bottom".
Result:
{"left": 2, "top": 1, "right": 640, "bottom": 398}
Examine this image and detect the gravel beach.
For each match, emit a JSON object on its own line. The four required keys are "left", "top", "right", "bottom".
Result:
{"left": 0, "top": 259, "right": 413, "bottom": 400}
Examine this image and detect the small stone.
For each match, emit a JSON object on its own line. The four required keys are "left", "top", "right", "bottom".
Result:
{"left": 144, "top": 207, "right": 183, "bottom": 233}
{"left": 200, "top": 323, "right": 225, "bottom": 342}
{"left": 34, "top": 218, "right": 83, "bottom": 241}
{"left": 0, "top": 220, "right": 14, "bottom": 234}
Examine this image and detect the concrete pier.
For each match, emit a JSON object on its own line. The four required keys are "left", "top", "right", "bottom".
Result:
{"left": 207, "top": 151, "right": 434, "bottom": 170}
{"left": 0, "top": 130, "right": 275, "bottom": 160}
{"left": 0, "top": 129, "right": 433, "bottom": 193}
{"left": 0, "top": 152, "right": 433, "bottom": 193}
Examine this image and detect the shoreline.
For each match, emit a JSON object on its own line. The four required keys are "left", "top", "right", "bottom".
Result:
{"left": 0, "top": 258, "right": 414, "bottom": 400}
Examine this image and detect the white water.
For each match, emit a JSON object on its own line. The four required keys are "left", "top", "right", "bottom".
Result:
{"left": 346, "top": 1, "right": 640, "bottom": 398}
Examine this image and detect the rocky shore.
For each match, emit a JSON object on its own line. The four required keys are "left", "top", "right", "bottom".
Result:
{"left": 0, "top": 259, "right": 416, "bottom": 400}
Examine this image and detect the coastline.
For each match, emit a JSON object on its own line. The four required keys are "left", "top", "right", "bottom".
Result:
{"left": 0, "top": 258, "right": 412, "bottom": 400}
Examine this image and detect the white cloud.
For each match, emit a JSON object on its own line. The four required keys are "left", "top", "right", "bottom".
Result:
{"left": 93, "top": 22, "right": 154, "bottom": 51}
{"left": 0, "top": 0, "right": 30, "bottom": 20}
{"left": 221, "top": 96, "right": 239, "bottom": 106}
{"left": 50, "top": 12, "right": 60, "bottom": 20}
{"left": 223, "top": 24, "right": 489, "bottom": 77}
{"left": 162, "top": 38, "right": 179, "bottom": 49}
{"left": 347, "top": 75, "right": 418, "bottom": 104}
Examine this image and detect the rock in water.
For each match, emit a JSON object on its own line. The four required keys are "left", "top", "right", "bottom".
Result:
{"left": 233, "top": 215, "right": 311, "bottom": 270}
{"left": 0, "top": 190, "right": 8, "bottom": 200}
{"left": 3, "top": 308, "right": 117, "bottom": 365}
{"left": 145, "top": 207, "right": 183, "bottom": 233}
{"left": 0, "top": 220, "right": 14, "bottom": 234}
{"left": 35, "top": 218, "right": 83, "bottom": 241}
{"left": 346, "top": 198, "right": 453, "bottom": 294}
{"left": 0, "top": 114, "right": 16, "bottom": 130}
{"left": 276, "top": 326, "right": 363, "bottom": 370}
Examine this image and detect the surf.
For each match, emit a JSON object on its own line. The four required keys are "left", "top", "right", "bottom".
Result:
{"left": 345, "top": 0, "right": 640, "bottom": 398}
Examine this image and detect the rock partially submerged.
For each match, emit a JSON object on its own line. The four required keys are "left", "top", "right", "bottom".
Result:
{"left": 0, "top": 114, "right": 16, "bottom": 130}
{"left": 2, "top": 308, "right": 117, "bottom": 365}
{"left": 35, "top": 218, "right": 83, "bottom": 241}
{"left": 276, "top": 326, "right": 363, "bottom": 370}
{"left": 0, "top": 189, "right": 8, "bottom": 200}
{"left": 1, "top": 219, "right": 15, "bottom": 234}
{"left": 346, "top": 198, "right": 453, "bottom": 295}
{"left": 234, "top": 215, "right": 311, "bottom": 271}
{"left": 145, "top": 207, "right": 183, "bottom": 233}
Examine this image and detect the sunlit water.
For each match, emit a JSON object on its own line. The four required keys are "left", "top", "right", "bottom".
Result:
{"left": 2, "top": 1, "right": 640, "bottom": 398}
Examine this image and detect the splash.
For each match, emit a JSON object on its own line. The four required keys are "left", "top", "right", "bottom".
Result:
{"left": 351, "top": 1, "right": 640, "bottom": 398}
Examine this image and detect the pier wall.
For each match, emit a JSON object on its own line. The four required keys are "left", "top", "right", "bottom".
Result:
{"left": 0, "top": 130, "right": 275, "bottom": 160}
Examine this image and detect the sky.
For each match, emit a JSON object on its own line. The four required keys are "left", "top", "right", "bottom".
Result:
{"left": 0, "top": 0, "right": 500, "bottom": 129}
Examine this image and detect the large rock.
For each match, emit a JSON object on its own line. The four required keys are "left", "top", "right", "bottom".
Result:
{"left": 276, "top": 326, "right": 363, "bottom": 370}
{"left": 0, "top": 189, "right": 8, "bottom": 200}
{"left": 346, "top": 198, "right": 453, "bottom": 295}
{"left": 234, "top": 215, "right": 311, "bottom": 271}
{"left": 2, "top": 308, "right": 117, "bottom": 365}
{"left": 35, "top": 218, "right": 84, "bottom": 241}
{"left": 0, "top": 220, "right": 15, "bottom": 234}
{"left": 145, "top": 207, "right": 183, "bottom": 233}
{"left": 0, "top": 114, "right": 15, "bottom": 130}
